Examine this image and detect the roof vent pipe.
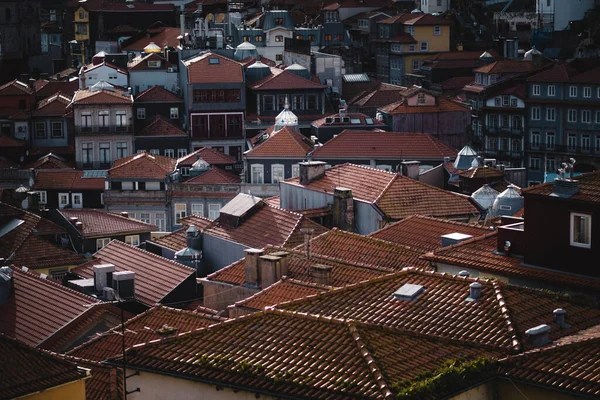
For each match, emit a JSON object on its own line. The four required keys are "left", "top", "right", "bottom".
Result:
{"left": 469, "top": 282, "right": 482, "bottom": 300}
{"left": 458, "top": 270, "right": 470, "bottom": 277}
{"left": 553, "top": 308, "right": 570, "bottom": 328}
{"left": 525, "top": 324, "right": 551, "bottom": 347}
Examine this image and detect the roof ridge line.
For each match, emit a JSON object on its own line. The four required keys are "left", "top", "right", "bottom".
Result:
{"left": 347, "top": 323, "right": 394, "bottom": 399}
{"left": 12, "top": 266, "right": 100, "bottom": 303}
{"left": 492, "top": 282, "right": 521, "bottom": 353}
{"left": 374, "top": 172, "right": 399, "bottom": 204}
{"left": 326, "top": 227, "right": 422, "bottom": 255}
{"left": 99, "top": 240, "right": 195, "bottom": 271}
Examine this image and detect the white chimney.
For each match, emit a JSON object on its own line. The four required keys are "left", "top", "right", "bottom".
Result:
{"left": 93, "top": 263, "right": 115, "bottom": 292}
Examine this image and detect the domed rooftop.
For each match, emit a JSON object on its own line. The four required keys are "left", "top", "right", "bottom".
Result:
{"left": 274, "top": 98, "right": 298, "bottom": 131}
{"left": 237, "top": 41, "right": 257, "bottom": 50}
{"left": 524, "top": 46, "right": 542, "bottom": 60}
{"left": 143, "top": 42, "right": 162, "bottom": 53}
{"left": 471, "top": 184, "right": 499, "bottom": 210}
{"left": 284, "top": 63, "right": 311, "bottom": 80}
{"left": 491, "top": 185, "right": 523, "bottom": 217}
{"left": 453, "top": 145, "right": 478, "bottom": 170}
{"left": 246, "top": 61, "right": 271, "bottom": 83}
{"left": 234, "top": 41, "right": 259, "bottom": 61}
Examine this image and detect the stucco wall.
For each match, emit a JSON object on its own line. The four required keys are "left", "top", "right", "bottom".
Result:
{"left": 202, "top": 279, "right": 259, "bottom": 311}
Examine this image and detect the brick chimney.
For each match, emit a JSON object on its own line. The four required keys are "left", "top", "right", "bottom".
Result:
{"left": 332, "top": 187, "right": 354, "bottom": 231}
{"left": 270, "top": 251, "right": 290, "bottom": 277}
{"left": 244, "top": 248, "right": 264, "bottom": 287}
{"left": 401, "top": 161, "right": 421, "bottom": 180}
{"left": 311, "top": 264, "right": 333, "bottom": 285}
{"left": 258, "top": 255, "right": 282, "bottom": 288}
{"left": 299, "top": 161, "right": 326, "bottom": 185}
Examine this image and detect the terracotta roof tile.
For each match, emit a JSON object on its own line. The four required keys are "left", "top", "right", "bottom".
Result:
{"left": 135, "top": 85, "right": 182, "bottom": 103}
{"left": 0, "top": 335, "right": 88, "bottom": 399}
{"left": 422, "top": 232, "right": 600, "bottom": 292}
{"left": 136, "top": 115, "right": 186, "bottom": 137}
{"left": 246, "top": 126, "right": 313, "bottom": 158}
{"left": 232, "top": 278, "right": 328, "bottom": 311}
{"left": 34, "top": 79, "right": 79, "bottom": 99}
{"left": 208, "top": 245, "right": 392, "bottom": 288}
{"left": 122, "top": 27, "right": 187, "bottom": 51}
{"left": 108, "top": 152, "right": 176, "bottom": 179}
{"left": 250, "top": 69, "right": 326, "bottom": 90}
{"left": 151, "top": 216, "right": 213, "bottom": 251}
{"left": 455, "top": 166, "right": 505, "bottom": 179}
{"left": 205, "top": 203, "right": 328, "bottom": 250}
{"left": 32, "top": 170, "right": 104, "bottom": 190}
{"left": 279, "top": 269, "right": 600, "bottom": 352}
{"left": 68, "top": 305, "right": 224, "bottom": 362}
{"left": 117, "top": 308, "right": 498, "bottom": 400}
{"left": 128, "top": 53, "right": 173, "bottom": 72}
{"left": 526, "top": 63, "right": 578, "bottom": 82}
{"left": 348, "top": 83, "right": 408, "bottom": 108}
{"left": 0, "top": 79, "right": 33, "bottom": 95}
{"left": 184, "top": 52, "right": 244, "bottom": 84}
{"left": 184, "top": 166, "right": 241, "bottom": 184}
{"left": 9, "top": 234, "right": 86, "bottom": 269}
{"left": 369, "top": 215, "right": 493, "bottom": 253}
{"left": 31, "top": 93, "right": 72, "bottom": 117}
{"left": 25, "top": 154, "right": 73, "bottom": 169}
{"left": 521, "top": 170, "right": 600, "bottom": 203}
{"left": 0, "top": 267, "right": 101, "bottom": 346}
{"left": 312, "top": 131, "right": 457, "bottom": 160}
{"left": 58, "top": 209, "right": 157, "bottom": 238}
{"left": 81, "top": 61, "right": 128, "bottom": 76}
{"left": 474, "top": 60, "right": 535, "bottom": 74}
{"left": 311, "top": 112, "right": 385, "bottom": 128}
{"left": 177, "top": 147, "right": 238, "bottom": 167}
{"left": 0, "top": 134, "right": 27, "bottom": 148}
{"left": 379, "top": 96, "right": 470, "bottom": 114}
{"left": 499, "top": 336, "right": 600, "bottom": 397}
{"left": 72, "top": 88, "right": 133, "bottom": 105}
{"left": 71, "top": 240, "right": 195, "bottom": 305}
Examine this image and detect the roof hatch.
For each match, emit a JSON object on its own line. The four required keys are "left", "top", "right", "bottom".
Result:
{"left": 392, "top": 283, "right": 425, "bottom": 301}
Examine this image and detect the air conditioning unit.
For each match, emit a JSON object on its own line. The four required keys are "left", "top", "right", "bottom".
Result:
{"left": 112, "top": 271, "right": 135, "bottom": 300}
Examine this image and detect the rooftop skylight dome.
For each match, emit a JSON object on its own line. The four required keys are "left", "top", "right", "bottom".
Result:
{"left": 491, "top": 184, "right": 523, "bottom": 217}
{"left": 234, "top": 41, "right": 258, "bottom": 61}
{"left": 89, "top": 80, "right": 115, "bottom": 92}
{"left": 143, "top": 42, "right": 162, "bottom": 53}
{"left": 274, "top": 98, "right": 298, "bottom": 131}
{"left": 453, "top": 145, "right": 478, "bottom": 170}
{"left": 471, "top": 184, "right": 500, "bottom": 210}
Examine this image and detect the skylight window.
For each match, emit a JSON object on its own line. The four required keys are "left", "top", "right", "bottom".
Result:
{"left": 365, "top": 118, "right": 374, "bottom": 125}
{"left": 392, "top": 283, "right": 425, "bottom": 301}
{"left": 350, "top": 118, "right": 361, "bottom": 124}
{"left": 209, "top": 58, "right": 220, "bottom": 64}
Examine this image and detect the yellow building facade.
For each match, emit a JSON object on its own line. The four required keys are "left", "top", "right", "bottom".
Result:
{"left": 403, "top": 22, "right": 450, "bottom": 73}
{"left": 72, "top": 6, "right": 90, "bottom": 65}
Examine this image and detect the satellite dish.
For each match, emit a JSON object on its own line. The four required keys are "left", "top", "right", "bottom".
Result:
{"left": 215, "top": 13, "right": 225, "bottom": 23}
{"left": 205, "top": 13, "right": 214, "bottom": 22}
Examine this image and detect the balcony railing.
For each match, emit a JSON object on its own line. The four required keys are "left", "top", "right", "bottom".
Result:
{"left": 76, "top": 125, "right": 133, "bottom": 134}
{"left": 527, "top": 144, "right": 600, "bottom": 155}
{"left": 103, "top": 190, "right": 166, "bottom": 205}
{"left": 484, "top": 149, "right": 524, "bottom": 159}
{"left": 486, "top": 127, "right": 524, "bottom": 135}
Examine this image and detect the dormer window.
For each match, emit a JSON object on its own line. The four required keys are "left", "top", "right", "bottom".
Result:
{"left": 147, "top": 60, "right": 161, "bottom": 68}
{"left": 275, "top": 17, "right": 284, "bottom": 25}
{"left": 570, "top": 213, "right": 591, "bottom": 248}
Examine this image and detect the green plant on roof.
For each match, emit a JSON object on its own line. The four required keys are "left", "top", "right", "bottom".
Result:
{"left": 392, "top": 357, "right": 497, "bottom": 400}
{"left": 236, "top": 360, "right": 265, "bottom": 377}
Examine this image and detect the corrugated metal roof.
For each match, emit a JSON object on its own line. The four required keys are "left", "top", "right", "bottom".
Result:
{"left": 219, "top": 193, "right": 262, "bottom": 218}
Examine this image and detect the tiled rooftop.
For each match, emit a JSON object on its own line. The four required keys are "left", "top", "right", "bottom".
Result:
{"left": 0, "top": 334, "right": 89, "bottom": 399}
{"left": 58, "top": 209, "right": 157, "bottom": 238}
{"left": 34, "top": 79, "right": 79, "bottom": 99}
{"left": 136, "top": 115, "right": 186, "bottom": 137}
{"left": 348, "top": 83, "right": 408, "bottom": 108}
{"left": 9, "top": 234, "right": 86, "bottom": 269}
{"left": 231, "top": 278, "right": 328, "bottom": 312}
{"left": 122, "top": 27, "right": 186, "bottom": 51}
{"left": 311, "top": 131, "right": 457, "bottom": 160}
{"left": 135, "top": 84, "right": 182, "bottom": 103}
{"left": 526, "top": 63, "right": 578, "bottom": 82}
{"left": 108, "top": 151, "right": 177, "bottom": 179}
{"left": 31, "top": 92, "right": 72, "bottom": 117}
{"left": 25, "top": 154, "right": 73, "bottom": 169}
{"left": 0, "top": 267, "right": 101, "bottom": 347}
{"left": 68, "top": 305, "right": 224, "bottom": 362}
{"left": 71, "top": 240, "right": 195, "bottom": 305}
{"left": 379, "top": 96, "right": 469, "bottom": 114}
{"left": 32, "top": 170, "right": 104, "bottom": 190}
{"left": 278, "top": 269, "right": 600, "bottom": 352}
{"left": 369, "top": 215, "right": 493, "bottom": 253}
{"left": 117, "top": 308, "right": 499, "bottom": 400}
{"left": 72, "top": 87, "right": 133, "bottom": 105}
{"left": 151, "top": 215, "right": 213, "bottom": 251}
{"left": 250, "top": 69, "right": 326, "bottom": 91}
{"left": 421, "top": 232, "right": 600, "bottom": 292}
{"left": 298, "top": 228, "right": 428, "bottom": 270}
{"left": 184, "top": 52, "right": 244, "bottom": 84}
{"left": 177, "top": 147, "right": 238, "bottom": 167}
{"left": 246, "top": 126, "right": 313, "bottom": 158}
{"left": 208, "top": 245, "right": 392, "bottom": 288}
{"left": 0, "top": 79, "right": 33, "bottom": 95}
{"left": 456, "top": 166, "right": 505, "bottom": 179}
{"left": 311, "top": 112, "right": 385, "bottom": 128}
{"left": 205, "top": 203, "right": 328, "bottom": 250}
{"left": 521, "top": 171, "right": 600, "bottom": 203}
{"left": 128, "top": 53, "right": 173, "bottom": 71}
{"left": 473, "top": 59, "right": 535, "bottom": 75}
{"left": 284, "top": 164, "right": 479, "bottom": 220}
{"left": 184, "top": 166, "right": 241, "bottom": 184}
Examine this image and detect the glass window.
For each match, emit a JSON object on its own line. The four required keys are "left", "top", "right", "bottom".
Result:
{"left": 263, "top": 95, "right": 275, "bottom": 111}
{"left": 275, "top": 35, "right": 283, "bottom": 42}
{"left": 36, "top": 191, "right": 47, "bottom": 204}
{"left": 502, "top": 95, "right": 510, "bottom": 106}
{"left": 584, "top": 87, "right": 591, "bottom": 98}
{"left": 582, "top": 110, "right": 591, "bottom": 123}
{"left": 191, "top": 203, "right": 204, "bottom": 216}
{"left": 412, "top": 60, "right": 420, "bottom": 71}
{"left": 164, "top": 149, "right": 174, "bottom": 158}
{"left": 116, "top": 111, "right": 127, "bottom": 128}
{"left": 546, "top": 108, "right": 555, "bottom": 121}
{"left": 139, "top": 213, "right": 151, "bottom": 224}
{"left": 125, "top": 235, "right": 140, "bottom": 246}
{"left": 596, "top": 111, "right": 600, "bottom": 124}
{"left": 137, "top": 108, "right": 146, "bottom": 119}
{"left": 530, "top": 131, "right": 540, "bottom": 147}
{"left": 116, "top": 142, "right": 128, "bottom": 159}
{"left": 251, "top": 164, "right": 264, "bottom": 184}
{"left": 35, "top": 122, "right": 46, "bottom": 138}
{"left": 568, "top": 134, "right": 577, "bottom": 150}
{"left": 170, "top": 107, "right": 179, "bottom": 119}
{"left": 81, "top": 113, "right": 92, "bottom": 128}
{"left": 420, "top": 41, "right": 428, "bottom": 51}
{"left": 99, "top": 143, "right": 110, "bottom": 164}
{"left": 96, "top": 238, "right": 111, "bottom": 250}
{"left": 59, "top": 193, "right": 69, "bottom": 208}
{"left": 494, "top": 98, "right": 501, "bottom": 107}
{"left": 533, "top": 85, "right": 540, "bottom": 96}
{"left": 174, "top": 203, "right": 186, "bottom": 222}
{"left": 150, "top": 149, "right": 160, "bottom": 155}
{"left": 271, "top": 164, "right": 285, "bottom": 184}
{"left": 570, "top": 213, "right": 591, "bottom": 248}
{"left": 408, "top": 44, "right": 416, "bottom": 52}
{"left": 98, "top": 110, "right": 110, "bottom": 128}
{"left": 291, "top": 164, "right": 300, "bottom": 178}
{"left": 51, "top": 122, "right": 63, "bottom": 138}
{"left": 546, "top": 132, "right": 555, "bottom": 148}
{"left": 529, "top": 157, "right": 540, "bottom": 170}
{"left": 569, "top": 86, "right": 577, "bottom": 97}
{"left": 177, "top": 149, "right": 188, "bottom": 158}
{"left": 531, "top": 107, "right": 540, "bottom": 120}
{"left": 292, "top": 95, "right": 304, "bottom": 110}
{"left": 155, "top": 213, "right": 165, "bottom": 231}
{"left": 433, "top": 26, "right": 441, "bottom": 36}
{"left": 71, "top": 193, "right": 82, "bottom": 209}
{"left": 568, "top": 109, "right": 577, "bottom": 123}
{"left": 547, "top": 85, "right": 555, "bottom": 96}
{"left": 391, "top": 43, "right": 402, "bottom": 53}
{"left": 208, "top": 203, "right": 221, "bottom": 220}
{"left": 582, "top": 135, "right": 591, "bottom": 151}
{"left": 82, "top": 143, "right": 93, "bottom": 165}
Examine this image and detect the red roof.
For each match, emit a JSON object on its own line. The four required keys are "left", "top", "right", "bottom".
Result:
{"left": 0, "top": 335, "right": 89, "bottom": 399}
{"left": 348, "top": 83, "right": 409, "bottom": 108}
{"left": 522, "top": 170, "right": 600, "bottom": 204}
{"left": 231, "top": 278, "right": 328, "bottom": 312}
{"left": 72, "top": 88, "right": 133, "bottom": 105}
{"left": 135, "top": 85, "right": 182, "bottom": 103}
{"left": 58, "top": 209, "right": 157, "bottom": 238}
{"left": 184, "top": 52, "right": 244, "bottom": 84}
{"left": 177, "top": 147, "right": 238, "bottom": 167}
{"left": 246, "top": 126, "right": 313, "bottom": 158}
{"left": 81, "top": 61, "right": 128, "bottom": 76}
{"left": 24, "top": 154, "right": 73, "bottom": 169}
{"left": 9, "top": 234, "right": 86, "bottom": 270}
{"left": 71, "top": 240, "right": 195, "bottom": 305}
{"left": 128, "top": 53, "right": 173, "bottom": 71}
{"left": 136, "top": 115, "right": 186, "bottom": 137}
{"left": 569, "top": 65, "right": 600, "bottom": 84}
{"left": 0, "top": 267, "right": 101, "bottom": 347}
{"left": 250, "top": 69, "right": 326, "bottom": 91}
{"left": 122, "top": 27, "right": 186, "bottom": 51}
{"left": 379, "top": 96, "right": 469, "bottom": 114}
{"left": 0, "top": 135, "right": 27, "bottom": 148}
{"left": 441, "top": 76, "right": 476, "bottom": 91}
{"left": 279, "top": 268, "right": 600, "bottom": 352}
{"left": 34, "top": 79, "right": 79, "bottom": 98}
{"left": 369, "top": 215, "right": 493, "bottom": 253}
{"left": 0, "top": 79, "right": 33, "bottom": 95}
{"left": 284, "top": 164, "right": 479, "bottom": 220}
{"left": 311, "top": 112, "right": 385, "bottom": 128}
{"left": 68, "top": 305, "right": 224, "bottom": 362}
{"left": 312, "top": 130, "right": 457, "bottom": 160}
{"left": 150, "top": 215, "right": 213, "bottom": 251}
{"left": 32, "top": 170, "right": 104, "bottom": 190}
{"left": 31, "top": 93, "right": 72, "bottom": 117}
{"left": 108, "top": 152, "right": 176, "bottom": 179}
{"left": 185, "top": 166, "right": 241, "bottom": 184}
{"left": 527, "top": 63, "right": 578, "bottom": 82}
{"left": 474, "top": 60, "right": 535, "bottom": 74}
{"left": 422, "top": 232, "right": 600, "bottom": 292}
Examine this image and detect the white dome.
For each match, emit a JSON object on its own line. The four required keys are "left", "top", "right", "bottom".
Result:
{"left": 143, "top": 42, "right": 162, "bottom": 53}
{"left": 192, "top": 158, "right": 210, "bottom": 170}
{"left": 248, "top": 61, "right": 268, "bottom": 69}
{"left": 285, "top": 63, "right": 307, "bottom": 71}
{"left": 274, "top": 99, "right": 298, "bottom": 131}
{"left": 524, "top": 47, "right": 542, "bottom": 60}
{"left": 236, "top": 41, "right": 256, "bottom": 50}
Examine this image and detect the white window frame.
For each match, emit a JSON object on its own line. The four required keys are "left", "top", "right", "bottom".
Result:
{"left": 177, "top": 149, "right": 188, "bottom": 158}
{"left": 150, "top": 149, "right": 160, "bottom": 155}
{"left": 170, "top": 107, "right": 179, "bottom": 119}
{"left": 582, "top": 110, "right": 591, "bottom": 124}
{"left": 137, "top": 108, "right": 146, "bottom": 120}
{"left": 291, "top": 164, "right": 300, "bottom": 178}
{"left": 155, "top": 213, "right": 166, "bottom": 231}
{"left": 125, "top": 235, "right": 140, "bottom": 246}
{"left": 71, "top": 193, "right": 83, "bottom": 209}
{"left": 36, "top": 191, "right": 47, "bottom": 204}
{"left": 531, "top": 107, "right": 540, "bottom": 120}
{"left": 191, "top": 203, "right": 204, "bottom": 216}
{"left": 569, "top": 86, "right": 577, "bottom": 97}
{"left": 547, "top": 85, "right": 555, "bottom": 96}
{"left": 271, "top": 164, "right": 285, "bottom": 184}
{"left": 208, "top": 203, "right": 220, "bottom": 220}
{"left": 546, "top": 108, "right": 555, "bottom": 122}
{"left": 165, "top": 149, "right": 175, "bottom": 158}
{"left": 58, "top": 192, "right": 69, "bottom": 209}
{"left": 146, "top": 182, "right": 160, "bottom": 191}
{"left": 570, "top": 212, "right": 592, "bottom": 249}
{"left": 96, "top": 238, "right": 111, "bottom": 250}
{"left": 583, "top": 86, "right": 591, "bottom": 98}
{"left": 533, "top": 84, "right": 540, "bottom": 96}
{"left": 251, "top": 164, "right": 264, "bottom": 184}
{"left": 412, "top": 60, "right": 420, "bottom": 71}
{"left": 408, "top": 44, "right": 416, "bottom": 52}
{"left": 174, "top": 203, "right": 187, "bottom": 222}
{"left": 139, "top": 212, "right": 151, "bottom": 224}
{"left": 420, "top": 41, "right": 428, "bottom": 52}
{"left": 568, "top": 109, "right": 577, "bottom": 123}
{"left": 433, "top": 25, "right": 441, "bottom": 36}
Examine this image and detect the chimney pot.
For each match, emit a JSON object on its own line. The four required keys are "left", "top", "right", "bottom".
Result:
{"left": 469, "top": 282, "right": 482, "bottom": 300}
{"left": 258, "top": 255, "right": 282, "bottom": 288}
{"left": 553, "top": 308, "right": 569, "bottom": 327}
{"left": 69, "top": 216, "right": 79, "bottom": 225}
{"left": 270, "top": 251, "right": 290, "bottom": 276}
{"left": 244, "top": 248, "right": 263, "bottom": 287}
{"left": 332, "top": 187, "right": 354, "bottom": 231}
{"left": 75, "top": 221, "right": 84, "bottom": 231}
{"left": 458, "top": 270, "right": 470, "bottom": 277}
{"left": 311, "top": 264, "right": 334, "bottom": 285}
{"left": 525, "top": 324, "right": 551, "bottom": 347}
{"left": 300, "top": 228, "right": 314, "bottom": 259}
{"left": 120, "top": 211, "right": 129, "bottom": 218}
{"left": 299, "top": 161, "right": 326, "bottom": 185}
{"left": 401, "top": 161, "right": 421, "bottom": 180}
